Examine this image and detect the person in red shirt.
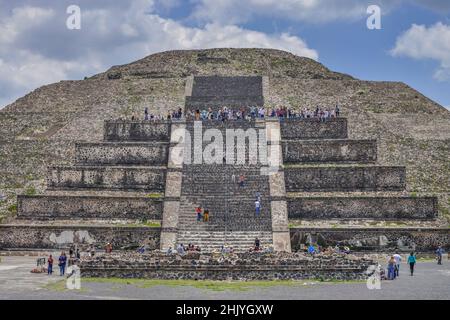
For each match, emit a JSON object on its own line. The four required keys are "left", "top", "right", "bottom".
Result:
{"left": 47, "top": 255, "right": 54, "bottom": 275}
{"left": 196, "top": 206, "right": 202, "bottom": 222}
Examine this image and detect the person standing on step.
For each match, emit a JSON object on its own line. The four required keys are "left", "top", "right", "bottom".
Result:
{"left": 408, "top": 252, "right": 416, "bottom": 276}
{"left": 255, "top": 199, "right": 261, "bottom": 217}
{"left": 254, "top": 238, "right": 261, "bottom": 251}
{"left": 203, "top": 208, "right": 209, "bottom": 222}
{"left": 89, "top": 244, "right": 95, "bottom": 257}
{"left": 239, "top": 174, "right": 245, "bottom": 188}
{"left": 196, "top": 206, "right": 202, "bottom": 222}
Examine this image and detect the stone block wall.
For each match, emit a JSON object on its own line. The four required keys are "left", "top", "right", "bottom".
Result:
{"left": 185, "top": 96, "right": 264, "bottom": 110}
{"left": 47, "top": 166, "right": 166, "bottom": 191}
{"left": 80, "top": 252, "right": 374, "bottom": 281}
{"left": 284, "top": 166, "right": 406, "bottom": 192}
{"left": 75, "top": 142, "right": 169, "bottom": 166}
{"left": 0, "top": 225, "right": 160, "bottom": 250}
{"left": 290, "top": 228, "right": 450, "bottom": 252}
{"left": 186, "top": 76, "right": 264, "bottom": 111}
{"left": 288, "top": 197, "right": 438, "bottom": 220}
{"left": 282, "top": 140, "right": 377, "bottom": 163}
{"left": 104, "top": 121, "right": 171, "bottom": 142}
{"left": 191, "top": 76, "right": 263, "bottom": 97}
{"left": 280, "top": 118, "right": 348, "bottom": 140}
{"left": 17, "top": 195, "right": 163, "bottom": 220}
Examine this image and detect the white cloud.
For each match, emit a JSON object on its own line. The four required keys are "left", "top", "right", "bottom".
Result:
{"left": 391, "top": 22, "right": 450, "bottom": 81}
{"left": 0, "top": 1, "right": 317, "bottom": 109}
{"left": 0, "top": 6, "right": 55, "bottom": 46}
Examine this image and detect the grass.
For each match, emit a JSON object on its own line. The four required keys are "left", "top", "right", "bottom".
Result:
{"left": 44, "top": 278, "right": 364, "bottom": 292}
{"left": 25, "top": 186, "right": 37, "bottom": 196}
{"left": 7, "top": 204, "right": 17, "bottom": 215}
{"left": 122, "top": 221, "right": 161, "bottom": 228}
{"left": 143, "top": 221, "right": 161, "bottom": 227}
{"left": 146, "top": 193, "right": 163, "bottom": 199}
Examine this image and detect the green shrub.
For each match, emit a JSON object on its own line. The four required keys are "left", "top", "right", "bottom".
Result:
{"left": 25, "top": 186, "right": 37, "bottom": 196}
{"left": 7, "top": 204, "right": 17, "bottom": 215}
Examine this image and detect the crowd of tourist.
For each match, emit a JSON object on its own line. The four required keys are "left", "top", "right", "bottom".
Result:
{"left": 303, "top": 244, "right": 351, "bottom": 256}
{"left": 166, "top": 243, "right": 202, "bottom": 255}
{"left": 130, "top": 104, "right": 341, "bottom": 122}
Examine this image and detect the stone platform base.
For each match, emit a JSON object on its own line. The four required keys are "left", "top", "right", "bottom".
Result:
{"left": 0, "top": 225, "right": 161, "bottom": 250}
{"left": 80, "top": 252, "right": 375, "bottom": 281}
{"left": 290, "top": 228, "right": 450, "bottom": 252}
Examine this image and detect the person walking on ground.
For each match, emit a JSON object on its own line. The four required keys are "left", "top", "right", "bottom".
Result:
{"left": 203, "top": 208, "right": 209, "bottom": 222}
{"left": 436, "top": 246, "right": 444, "bottom": 265}
{"left": 47, "top": 255, "right": 54, "bottom": 275}
{"left": 255, "top": 199, "right": 261, "bottom": 217}
{"left": 196, "top": 206, "right": 202, "bottom": 222}
{"left": 407, "top": 252, "right": 416, "bottom": 276}
{"left": 393, "top": 252, "right": 402, "bottom": 277}
{"left": 387, "top": 256, "right": 396, "bottom": 280}
{"left": 58, "top": 252, "right": 67, "bottom": 276}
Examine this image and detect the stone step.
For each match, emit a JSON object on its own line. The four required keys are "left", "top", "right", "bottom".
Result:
{"left": 75, "top": 142, "right": 169, "bottom": 166}
{"left": 16, "top": 195, "right": 163, "bottom": 221}
{"left": 47, "top": 166, "right": 166, "bottom": 191}
{"left": 282, "top": 139, "right": 377, "bottom": 163}
{"left": 104, "top": 121, "right": 171, "bottom": 142}
{"left": 287, "top": 197, "right": 438, "bottom": 220}
{"left": 0, "top": 225, "right": 160, "bottom": 250}
{"left": 285, "top": 166, "right": 406, "bottom": 192}
{"left": 177, "top": 233, "right": 272, "bottom": 239}
{"left": 280, "top": 118, "right": 348, "bottom": 140}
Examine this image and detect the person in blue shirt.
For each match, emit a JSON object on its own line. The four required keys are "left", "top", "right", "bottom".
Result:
{"left": 407, "top": 252, "right": 416, "bottom": 276}
{"left": 436, "top": 246, "right": 444, "bottom": 265}
{"left": 308, "top": 244, "right": 316, "bottom": 255}
{"left": 58, "top": 252, "right": 67, "bottom": 276}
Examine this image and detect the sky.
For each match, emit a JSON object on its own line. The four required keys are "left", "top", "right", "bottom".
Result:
{"left": 0, "top": 0, "right": 449, "bottom": 109}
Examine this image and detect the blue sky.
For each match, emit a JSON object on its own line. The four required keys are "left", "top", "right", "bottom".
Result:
{"left": 0, "top": 0, "right": 449, "bottom": 109}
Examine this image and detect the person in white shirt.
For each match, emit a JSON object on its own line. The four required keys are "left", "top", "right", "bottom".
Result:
{"left": 255, "top": 200, "right": 261, "bottom": 216}
{"left": 393, "top": 253, "right": 402, "bottom": 277}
